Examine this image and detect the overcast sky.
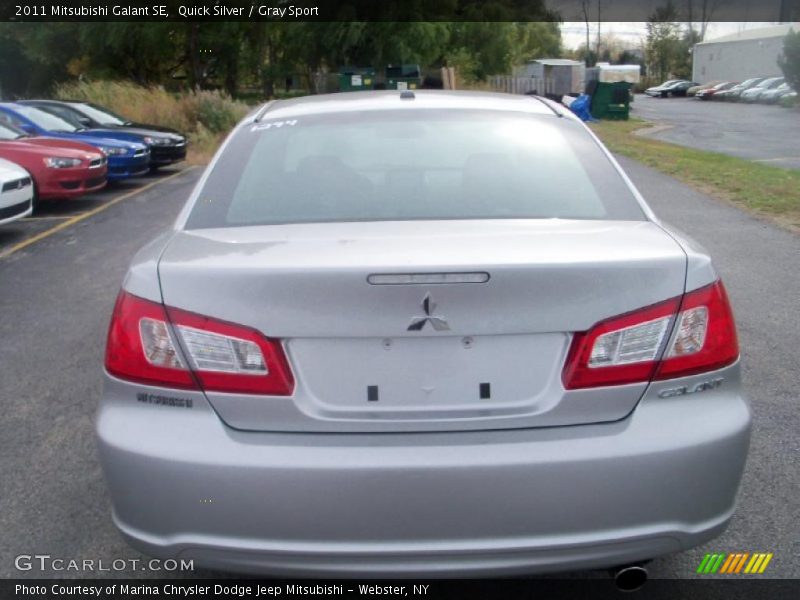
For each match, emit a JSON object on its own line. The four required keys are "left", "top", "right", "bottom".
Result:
{"left": 560, "top": 21, "right": 780, "bottom": 49}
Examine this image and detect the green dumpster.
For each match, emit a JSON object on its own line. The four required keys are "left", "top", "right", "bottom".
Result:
{"left": 590, "top": 82, "right": 633, "bottom": 120}
{"left": 338, "top": 67, "right": 375, "bottom": 92}
{"left": 385, "top": 64, "right": 422, "bottom": 91}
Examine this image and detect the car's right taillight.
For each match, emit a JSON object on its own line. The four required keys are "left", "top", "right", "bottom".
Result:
{"left": 562, "top": 280, "right": 738, "bottom": 389}
{"left": 105, "top": 290, "right": 294, "bottom": 395}
{"left": 653, "top": 280, "right": 739, "bottom": 380}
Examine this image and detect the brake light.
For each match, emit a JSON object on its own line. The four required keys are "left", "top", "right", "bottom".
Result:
{"left": 653, "top": 281, "right": 739, "bottom": 380}
{"left": 105, "top": 291, "right": 294, "bottom": 395}
{"left": 562, "top": 281, "right": 738, "bottom": 389}
{"left": 165, "top": 304, "right": 295, "bottom": 395}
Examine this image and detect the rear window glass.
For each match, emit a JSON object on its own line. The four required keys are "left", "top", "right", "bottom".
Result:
{"left": 186, "top": 109, "right": 644, "bottom": 229}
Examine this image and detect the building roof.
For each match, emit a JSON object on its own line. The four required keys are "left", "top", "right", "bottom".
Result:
{"left": 696, "top": 23, "right": 798, "bottom": 46}
{"left": 528, "top": 58, "right": 584, "bottom": 66}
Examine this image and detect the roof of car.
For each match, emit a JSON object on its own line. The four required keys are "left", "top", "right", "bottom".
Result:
{"left": 252, "top": 90, "right": 571, "bottom": 123}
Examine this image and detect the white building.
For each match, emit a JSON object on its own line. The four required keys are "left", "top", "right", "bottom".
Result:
{"left": 692, "top": 24, "right": 798, "bottom": 84}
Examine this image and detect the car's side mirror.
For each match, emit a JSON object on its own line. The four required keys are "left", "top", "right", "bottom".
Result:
{"left": 78, "top": 116, "right": 92, "bottom": 126}
{"left": 18, "top": 123, "right": 36, "bottom": 134}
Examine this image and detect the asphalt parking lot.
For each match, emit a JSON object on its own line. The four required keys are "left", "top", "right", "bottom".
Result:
{"left": 632, "top": 96, "right": 800, "bottom": 170}
{"left": 0, "top": 158, "right": 798, "bottom": 581}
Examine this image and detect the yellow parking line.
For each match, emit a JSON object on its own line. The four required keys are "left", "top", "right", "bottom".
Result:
{"left": 24, "top": 215, "right": 84, "bottom": 221}
{"left": 0, "top": 168, "right": 195, "bottom": 260}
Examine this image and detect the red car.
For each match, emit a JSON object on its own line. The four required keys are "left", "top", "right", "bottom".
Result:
{"left": 0, "top": 121, "right": 107, "bottom": 207}
{"left": 696, "top": 81, "right": 738, "bottom": 100}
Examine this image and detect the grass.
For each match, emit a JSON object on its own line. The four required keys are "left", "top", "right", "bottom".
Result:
{"left": 591, "top": 118, "right": 800, "bottom": 232}
{"left": 53, "top": 81, "right": 251, "bottom": 165}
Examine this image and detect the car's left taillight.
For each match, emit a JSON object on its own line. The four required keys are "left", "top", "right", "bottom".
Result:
{"left": 562, "top": 280, "right": 739, "bottom": 390}
{"left": 105, "top": 291, "right": 294, "bottom": 395}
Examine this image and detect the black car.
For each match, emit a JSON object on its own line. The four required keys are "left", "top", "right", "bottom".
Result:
{"left": 644, "top": 80, "right": 698, "bottom": 98}
{"left": 18, "top": 100, "right": 187, "bottom": 168}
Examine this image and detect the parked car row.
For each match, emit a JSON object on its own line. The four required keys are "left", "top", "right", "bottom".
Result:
{"left": 714, "top": 77, "right": 795, "bottom": 103}
{"left": 646, "top": 77, "right": 797, "bottom": 104}
{"left": 0, "top": 100, "right": 187, "bottom": 226}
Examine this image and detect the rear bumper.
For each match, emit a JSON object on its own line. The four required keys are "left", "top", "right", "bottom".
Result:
{"left": 96, "top": 364, "right": 750, "bottom": 577}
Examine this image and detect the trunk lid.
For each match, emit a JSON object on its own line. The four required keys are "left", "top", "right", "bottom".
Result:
{"left": 158, "top": 219, "right": 687, "bottom": 432}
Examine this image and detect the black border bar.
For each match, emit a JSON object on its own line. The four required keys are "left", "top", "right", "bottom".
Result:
{"left": 2, "top": 0, "right": 798, "bottom": 22}
{"left": 4, "top": 579, "right": 800, "bottom": 600}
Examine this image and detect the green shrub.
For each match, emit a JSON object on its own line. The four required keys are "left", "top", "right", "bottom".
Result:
{"left": 182, "top": 90, "right": 247, "bottom": 134}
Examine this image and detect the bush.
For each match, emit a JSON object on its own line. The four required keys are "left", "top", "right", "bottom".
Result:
{"left": 53, "top": 80, "right": 251, "bottom": 162}
{"left": 778, "top": 29, "right": 800, "bottom": 94}
{"left": 184, "top": 90, "right": 245, "bottom": 134}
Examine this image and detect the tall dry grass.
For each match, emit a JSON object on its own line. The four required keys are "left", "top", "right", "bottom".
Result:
{"left": 54, "top": 80, "right": 251, "bottom": 164}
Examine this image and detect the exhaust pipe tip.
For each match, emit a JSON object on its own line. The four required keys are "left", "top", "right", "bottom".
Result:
{"left": 612, "top": 564, "right": 648, "bottom": 592}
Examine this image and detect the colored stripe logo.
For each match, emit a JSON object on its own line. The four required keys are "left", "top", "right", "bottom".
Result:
{"left": 697, "top": 552, "right": 773, "bottom": 574}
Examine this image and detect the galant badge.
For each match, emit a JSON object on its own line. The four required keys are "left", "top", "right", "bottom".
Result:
{"left": 407, "top": 293, "right": 450, "bottom": 331}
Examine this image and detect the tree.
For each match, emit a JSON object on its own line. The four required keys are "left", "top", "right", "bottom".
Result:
{"left": 508, "top": 22, "right": 562, "bottom": 66}
{"left": 446, "top": 22, "right": 560, "bottom": 82}
{"left": 645, "top": 2, "right": 684, "bottom": 82}
{"left": 595, "top": 0, "right": 605, "bottom": 64}
{"left": 684, "top": 0, "right": 722, "bottom": 41}
{"left": 77, "top": 23, "right": 179, "bottom": 84}
{"left": 0, "top": 25, "right": 37, "bottom": 98}
{"left": 674, "top": 27, "right": 702, "bottom": 80}
{"left": 778, "top": 29, "right": 800, "bottom": 94}
{"left": 0, "top": 13, "right": 562, "bottom": 97}
{"left": 579, "top": 0, "right": 592, "bottom": 66}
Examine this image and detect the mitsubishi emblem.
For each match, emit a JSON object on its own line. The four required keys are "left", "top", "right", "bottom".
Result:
{"left": 407, "top": 293, "right": 450, "bottom": 331}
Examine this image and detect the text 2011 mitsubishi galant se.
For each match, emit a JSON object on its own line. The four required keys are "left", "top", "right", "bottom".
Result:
{"left": 96, "top": 91, "right": 750, "bottom": 579}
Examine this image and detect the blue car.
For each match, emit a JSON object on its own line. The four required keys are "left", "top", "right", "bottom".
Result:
{"left": 0, "top": 103, "right": 150, "bottom": 181}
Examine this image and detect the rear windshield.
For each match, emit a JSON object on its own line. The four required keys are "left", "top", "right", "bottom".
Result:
{"left": 186, "top": 109, "right": 644, "bottom": 229}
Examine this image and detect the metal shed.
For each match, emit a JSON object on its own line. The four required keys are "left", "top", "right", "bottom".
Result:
{"left": 513, "top": 59, "right": 586, "bottom": 96}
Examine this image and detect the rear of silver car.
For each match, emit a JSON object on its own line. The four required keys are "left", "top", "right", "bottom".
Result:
{"left": 96, "top": 91, "right": 750, "bottom": 576}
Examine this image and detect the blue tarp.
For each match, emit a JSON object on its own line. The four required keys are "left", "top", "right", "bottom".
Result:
{"left": 568, "top": 94, "right": 596, "bottom": 122}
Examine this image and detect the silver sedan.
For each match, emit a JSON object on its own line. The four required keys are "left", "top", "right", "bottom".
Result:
{"left": 96, "top": 91, "right": 750, "bottom": 579}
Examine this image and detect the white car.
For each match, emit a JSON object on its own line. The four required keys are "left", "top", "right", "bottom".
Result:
{"left": 740, "top": 77, "right": 784, "bottom": 102}
{"left": 0, "top": 157, "right": 33, "bottom": 225}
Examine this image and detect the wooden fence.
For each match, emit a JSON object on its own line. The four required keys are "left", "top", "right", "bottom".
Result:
{"left": 488, "top": 76, "right": 556, "bottom": 96}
